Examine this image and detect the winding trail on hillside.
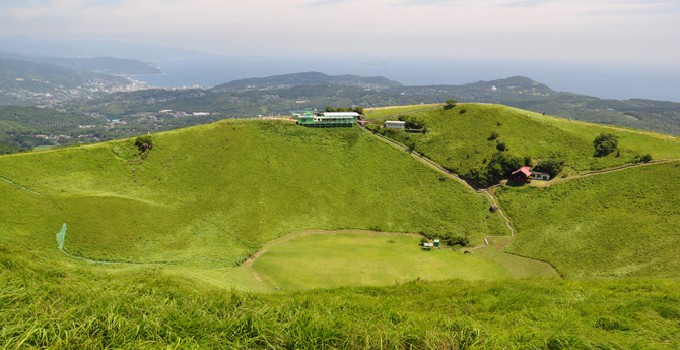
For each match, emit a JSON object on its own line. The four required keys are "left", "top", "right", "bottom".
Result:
{"left": 535, "top": 159, "right": 672, "bottom": 187}
{"left": 361, "top": 128, "right": 517, "bottom": 241}
{"left": 361, "top": 124, "right": 676, "bottom": 244}
{"left": 481, "top": 189, "right": 515, "bottom": 237}
{"left": 0, "top": 175, "right": 41, "bottom": 195}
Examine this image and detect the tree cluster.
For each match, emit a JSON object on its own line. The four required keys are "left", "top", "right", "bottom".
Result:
{"left": 533, "top": 154, "right": 565, "bottom": 177}
{"left": 397, "top": 116, "right": 426, "bottom": 130}
{"left": 465, "top": 152, "right": 530, "bottom": 187}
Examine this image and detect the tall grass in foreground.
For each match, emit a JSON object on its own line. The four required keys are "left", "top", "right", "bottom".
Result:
{"left": 1, "top": 246, "right": 678, "bottom": 349}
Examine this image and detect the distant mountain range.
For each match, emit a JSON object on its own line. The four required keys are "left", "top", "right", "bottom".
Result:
{"left": 2, "top": 66, "right": 680, "bottom": 139}
{"left": 211, "top": 73, "right": 680, "bottom": 135}
{"left": 0, "top": 52, "right": 161, "bottom": 75}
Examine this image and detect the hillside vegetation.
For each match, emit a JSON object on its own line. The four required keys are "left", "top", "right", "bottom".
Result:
{"left": 366, "top": 103, "right": 680, "bottom": 185}
{"left": 497, "top": 161, "right": 680, "bottom": 278}
{"left": 0, "top": 120, "right": 505, "bottom": 281}
{"left": 2, "top": 112, "right": 680, "bottom": 348}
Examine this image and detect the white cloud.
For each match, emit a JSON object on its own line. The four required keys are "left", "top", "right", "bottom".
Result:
{"left": 7, "top": 0, "right": 90, "bottom": 19}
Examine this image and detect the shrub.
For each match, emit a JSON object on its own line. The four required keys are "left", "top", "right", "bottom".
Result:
{"left": 487, "top": 132, "right": 499, "bottom": 141}
{"left": 444, "top": 99, "right": 457, "bottom": 110}
{"left": 496, "top": 141, "right": 507, "bottom": 152}
{"left": 407, "top": 141, "right": 416, "bottom": 153}
{"left": 636, "top": 153, "right": 653, "bottom": 163}
{"left": 134, "top": 135, "right": 153, "bottom": 154}
{"left": 440, "top": 233, "right": 469, "bottom": 247}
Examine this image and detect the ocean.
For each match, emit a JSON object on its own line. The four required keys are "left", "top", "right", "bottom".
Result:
{"left": 134, "top": 56, "right": 680, "bottom": 103}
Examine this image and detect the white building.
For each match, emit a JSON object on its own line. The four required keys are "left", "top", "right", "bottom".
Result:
{"left": 384, "top": 120, "right": 406, "bottom": 129}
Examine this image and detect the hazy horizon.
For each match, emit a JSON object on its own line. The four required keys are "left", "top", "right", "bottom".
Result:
{"left": 1, "top": 0, "right": 679, "bottom": 101}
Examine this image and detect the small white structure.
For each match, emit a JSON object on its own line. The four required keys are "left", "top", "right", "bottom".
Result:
{"left": 532, "top": 171, "right": 551, "bottom": 181}
{"left": 322, "top": 112, "right": 360, "bottom": 118}
{"left": 384, "top": 120, "right": 406, "bottom": 129}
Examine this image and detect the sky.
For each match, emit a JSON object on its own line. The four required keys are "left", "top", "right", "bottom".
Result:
{"left": 1, "top": 0, "right": 679, "bottom": 66}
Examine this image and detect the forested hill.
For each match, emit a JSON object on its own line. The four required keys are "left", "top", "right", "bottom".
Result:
{"left": 213, "top": 71, "right": 403, "bottom": 92}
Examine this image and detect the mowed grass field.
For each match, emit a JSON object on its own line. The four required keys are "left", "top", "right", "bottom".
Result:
{"left": 242, "top": 231, "right": 557, "bottom": 291}
{"left": 497, "top": 161, "right": 680, "bottom": 278}
{"left": 366, "top": 103, "right": 680, "bottom": 177}
{"left": 0, "top": 119, "right": 507, "bottom": 287}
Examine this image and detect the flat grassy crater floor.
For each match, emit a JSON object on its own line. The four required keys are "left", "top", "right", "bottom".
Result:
{"left": 239, "top": 231, "right": 557, "bottom": 291}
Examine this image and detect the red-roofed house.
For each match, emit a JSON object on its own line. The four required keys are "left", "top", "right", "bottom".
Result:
{"left": 511, "top": 166, "right": 532, "bottom": 183}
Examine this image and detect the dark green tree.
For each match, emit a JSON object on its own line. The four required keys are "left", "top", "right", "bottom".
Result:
{"left": 444, "top": 99, "right": 457, "bottom": 110}
{"left": 496, "top": 141, "right": 507, "bottom": 152}
{"left": 593, "top": 133, "right": 619, "bottom": 157}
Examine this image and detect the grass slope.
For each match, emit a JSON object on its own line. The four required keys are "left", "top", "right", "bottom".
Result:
{"left": 365, "top": 103, "right": 443, "bottom": 120}
{"left": 497, "top": 161, "right": 680, "bottom": 278}
{"left": 0, "top": 119, "right": 505, "bottom": 284}
{"left": 366, "top": 104, "right": 680, "bottom": 178}
{"left": 2, "top": 250, "right": 678, "bottom": 349}
{"left": 1, "top": 113, "right": 680, "bottom": 348}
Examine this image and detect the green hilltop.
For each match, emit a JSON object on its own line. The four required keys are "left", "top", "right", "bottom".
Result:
{"left": 1, "top": 104, "right": 680, "bottom": 348}
{"left": 366, "top": 103, "right": 680, "bottom": 183}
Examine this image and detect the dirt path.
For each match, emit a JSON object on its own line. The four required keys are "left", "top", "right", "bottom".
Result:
{"left": 0, "top": 175, "right": 41, "bottom": 195}
{"left": 362, "top": 126, "right": 675, "bottom": 241}
{"left": 481, "top": 189, "right": 515, "bottom": 237}
{"left": 537, "top": 159, "right": 672, "bottom": 187}
{"left": 252, "top": 271, "right": 263, "bottom": 282}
